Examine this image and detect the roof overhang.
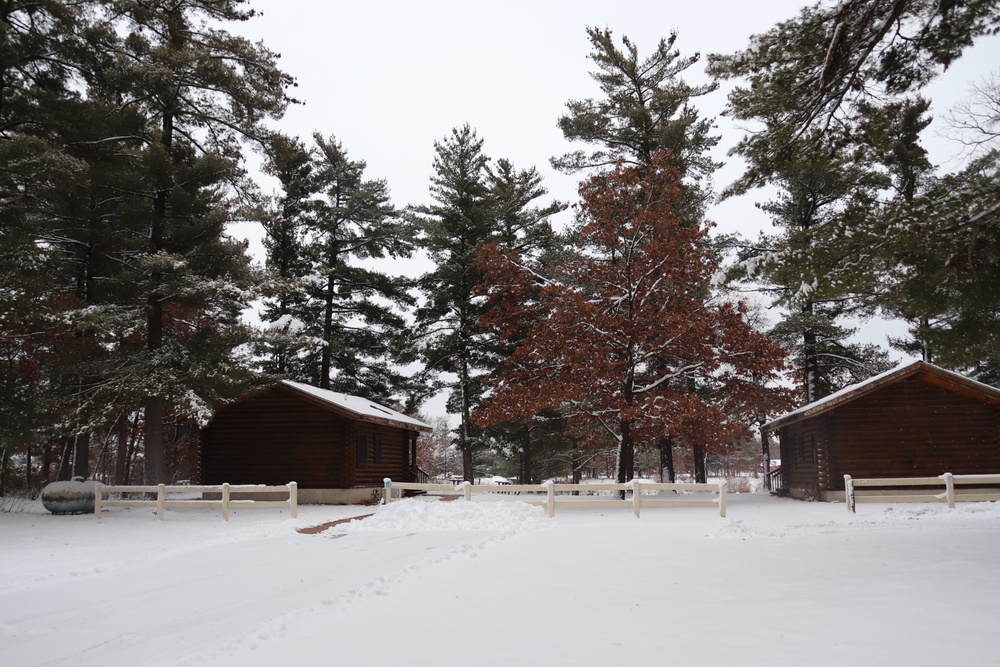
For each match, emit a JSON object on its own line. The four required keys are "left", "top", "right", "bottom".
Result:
{"left": 279, "top": 381, "right": 433, "bottom": 433}
{"left": 762, "top": 360, "right": 1000, "bottom": 433}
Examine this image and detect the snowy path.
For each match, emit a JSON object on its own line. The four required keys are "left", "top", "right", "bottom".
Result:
{"left": 3, "top": 495, "right": 1000, "bottom": 666}
{"left": 1, "top": 505, "right": 498, "bottom": 666}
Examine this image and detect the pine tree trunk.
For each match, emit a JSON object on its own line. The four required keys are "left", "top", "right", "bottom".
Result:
{"left": 571, "top": 442, "right": 582, "bottom": 491}
{"left": 521, "top": 426, "right": 533, "bottom": 484}
{"left": 144, "top": 396, "right": 165, "bottom": 484}
{"left": 0, "top": 446, "right": 7, "bottom": 496}
{"left": 802, "top": 300, "right": 820, "bottom": 403}
{"left": 114, "top": 413, "right": 128, "bottom": 485}
{"left": 144, "top": 281, "right": 166, "bottom": 484}
{"left": 320, "top": 274, "right": 334, "bottom": 389}
{"left": 459, "top": 354, "right": 475, "bottom": 482}
{"left": 58, "top": 438, "right": 73, "bottom": 481}
{"left": 693, "top": 443, "right": 707, "bottom": 483}
{"left": 659, "top": 436, "right": 675, "bottom": 483}
{"left": 72, "top": 432, "right": 89, "bottom": 479}
{"left": 25, "top": 445, "right": 32, "bottom": 495}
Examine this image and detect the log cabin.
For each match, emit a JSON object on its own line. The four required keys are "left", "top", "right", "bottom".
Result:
{"left": 200, "top": 380, "right": 432, "bottom": 504}
{"left": 762, "top": 360, "right": 1000, "bottom": 501}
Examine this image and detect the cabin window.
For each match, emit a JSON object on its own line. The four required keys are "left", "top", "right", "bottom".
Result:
{"left": 374, "top": 436, "right": 383, "bottom": 463}
{"left": 357, "top": 434, "right": 368, "bottom": 466}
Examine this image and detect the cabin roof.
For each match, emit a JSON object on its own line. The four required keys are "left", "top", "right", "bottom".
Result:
{"left": 280, "top": 380, "right": 433, "bottom": 432}
{"left": 762, "top": 360, "right": 1000, "bottom": 433}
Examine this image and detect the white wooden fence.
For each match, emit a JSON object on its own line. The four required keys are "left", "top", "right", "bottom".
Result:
{"left": 844, "top": 473, "right": 1000, "bottom": 513}
{"left": 94, "top": 482, "right": 298, "bottom": 521}
{"left": 383, "top": 478, "right": 727, "bottom": 517}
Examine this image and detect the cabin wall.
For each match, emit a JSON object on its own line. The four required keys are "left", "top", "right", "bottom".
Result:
{"left": 200, "top": 387, "right": 348, "bottom": 488}
{"left": 350, "top": 421, "right": 411, "bottom": 487}
{"left": 200, "top": 385, "right": 418, "bottom": 492}
{"left": 823, "top": 377, "right": 1000, "bottom": 491}
{"left": 778, "top": 420, "right": 823, "bottom": 500}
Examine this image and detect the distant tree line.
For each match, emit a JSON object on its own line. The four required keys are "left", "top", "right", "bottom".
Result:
{"left": 2, "top": 1, "right": 997, "bottom": 497}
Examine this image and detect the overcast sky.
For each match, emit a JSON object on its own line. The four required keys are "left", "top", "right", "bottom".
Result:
{"left": 230, "top": 0, "right": 999, "bottom": 352}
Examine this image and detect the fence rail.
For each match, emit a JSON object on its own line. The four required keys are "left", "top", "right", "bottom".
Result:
{"left": 844, "top": 473, "right": 1000, "bottom": 513}
{"left": 383, "top": 479, "right": 727, "bottom": 518}
{"left": 94, "top": 482, "right": 298, "bottom": 521}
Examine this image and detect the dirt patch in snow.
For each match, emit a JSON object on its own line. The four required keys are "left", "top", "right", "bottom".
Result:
{"left": 297, "top": 514, "right": 374, "bottom": 534}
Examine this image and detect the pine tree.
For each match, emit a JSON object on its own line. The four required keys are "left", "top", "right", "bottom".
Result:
{"left": 412, "top": 125, "right": 495, "bottom": 482}
{"left": 710, "top": 1, "right": 999, "bottom": 392}
{"left": 553, "top": 27, "right": 720, "bottom": 218}
{"left": 262, "top": 133, "right": 416, "bottom": 400}
{"left": 707, "top": 0, "right": 1000, "bottom": 158}
{"left": 0, "top": 1, "right": 123, "bottom": 487}
{"left": 258, "top": 133, "right": 314, "bottom": 377}
{"left": 92, "top": 0, "right": 295, "bottom": 483}
{"left": 729, "top": 130, "right": 897, "bottom": 402}
{"left": 413, "top": 125, "right": 563, "bottom": 481}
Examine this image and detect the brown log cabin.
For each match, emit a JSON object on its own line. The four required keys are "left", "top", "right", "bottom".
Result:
{"left": 762, "top": 361, "right": 1000, "bottom": 501}
{"left": 200, "top": 380, "right": 432, "bottom": 504}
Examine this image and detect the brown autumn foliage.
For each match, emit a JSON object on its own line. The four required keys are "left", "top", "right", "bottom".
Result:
{"left": 474, "top": 153, "right": 791, "bottom": 483}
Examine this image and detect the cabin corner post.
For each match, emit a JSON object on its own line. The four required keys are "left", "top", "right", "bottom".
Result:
{"left": 760, "top": 425, "right": 772, "bottom": 491}
{"left": 409, "top": 434, "right": 418, "bottom": 482}
{"left": 845, "top": 475, "right": 855, "bottom": 513}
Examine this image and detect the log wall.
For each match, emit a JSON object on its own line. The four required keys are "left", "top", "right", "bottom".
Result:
{"left": 779, "top": 376, "right": 1000, "bottom": 497}
{"left": 200, "top": 385, "right": 412, "bottom": 489}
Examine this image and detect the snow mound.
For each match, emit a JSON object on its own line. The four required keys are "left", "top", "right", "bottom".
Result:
{"left": 332, "top": 499, "right": 549, "bottom": 533}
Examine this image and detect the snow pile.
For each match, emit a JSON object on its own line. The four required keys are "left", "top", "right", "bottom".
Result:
{"left": 332, "top": 498, "right": 549, "bottom": 533}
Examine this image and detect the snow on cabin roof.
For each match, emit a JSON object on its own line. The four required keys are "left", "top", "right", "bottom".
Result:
{"left": 280, "top": 380, "right": 432, "bottom": 432}
{"left": 761, "top": 359, "right": 1000, "bottom": 432}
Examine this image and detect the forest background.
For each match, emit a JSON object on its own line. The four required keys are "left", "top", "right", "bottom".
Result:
{"left": 2, "top": 0, "right": 998, "bottom": 496}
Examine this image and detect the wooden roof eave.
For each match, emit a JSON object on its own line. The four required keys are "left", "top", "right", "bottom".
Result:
{"left": 762, "top": 361, "right": 1000, "bottom": 434}
{"left": 279, "top": 384, "right": 433, "bottom": 433}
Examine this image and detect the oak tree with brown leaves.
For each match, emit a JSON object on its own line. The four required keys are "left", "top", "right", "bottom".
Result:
{"left": 475, "top": 155, "right": 789, "bottom": 484}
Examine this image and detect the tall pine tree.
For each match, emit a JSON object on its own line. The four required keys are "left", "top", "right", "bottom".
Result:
{"left": 260, "top": 133, "right": 416, "bottom": 401}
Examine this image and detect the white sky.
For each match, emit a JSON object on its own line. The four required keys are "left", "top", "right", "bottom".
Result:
{"left": 229, "top": 0, "right": 999, "bottom": 371}
{"left": 235, "top": 0, "right": 998, "bottom": 238}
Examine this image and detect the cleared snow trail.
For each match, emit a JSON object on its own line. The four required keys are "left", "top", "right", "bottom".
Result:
{"left": 1, "top": 502, "right": 537, "bottom": 667}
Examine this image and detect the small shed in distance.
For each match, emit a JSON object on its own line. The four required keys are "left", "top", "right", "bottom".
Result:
{"left": 200, "top": 380, "right": 432, "bottom": 504}
{"left": 762, "top": 360, "right": 1000, "bottom": 501}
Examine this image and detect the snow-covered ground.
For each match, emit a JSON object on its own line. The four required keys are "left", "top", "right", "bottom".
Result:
{"left": 3, "top": 492, "right": 999, "bottom": 666}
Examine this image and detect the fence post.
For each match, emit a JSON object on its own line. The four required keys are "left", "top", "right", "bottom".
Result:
{"left": 719, "top": 480, "right": 728, "bottom": 518}
{"left": 631, "top": 479, "right": 641, "bottom": 518}
{"left": 156, "top": 484, "right": 165, "bottom": 521}
{"left": 845, "top": 475, "right": 855, "bottom": 513}
{"left": 941, "top": 472, "right": 955, "bottom": 509}
{"left": 222, "top": 482, "right": 230, "bottom": 521}
{"left": 460, "top": 481, "right": 472, "bottom": 502}
{"left": 543, "top": 480, "right": 555, "bottom": 518}
{"left": 289, "top": 481, "right": 298, "bottom": 518}
{"left": 383, "top": 478, "right": 392, "bottom": 504}
{"left": 94, "top": 482, "right": 104, "bottom": 519}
